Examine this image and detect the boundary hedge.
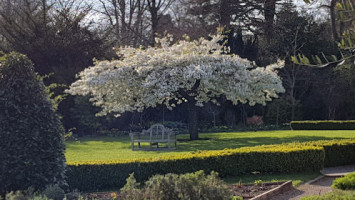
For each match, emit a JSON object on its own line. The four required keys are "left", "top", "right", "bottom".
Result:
{"left": 66, "top": 144, "right": 324, "bottom": 191}
{"left": 291, "top": 120, "right": 355, "bottom": 130}
{"left": 307, "top": 140, "right": 355, "bottom": 167}
{"left": 66, "top": 139, "right": 355, "bottom": 192}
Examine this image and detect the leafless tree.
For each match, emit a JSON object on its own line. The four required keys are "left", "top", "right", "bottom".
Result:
{"left": 96, "top": 0, "right": 148, "bottom": 46}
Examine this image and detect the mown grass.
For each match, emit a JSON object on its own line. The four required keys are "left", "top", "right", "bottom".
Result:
{"left": 65, "top": 130, "right": 355, "bottom": 162}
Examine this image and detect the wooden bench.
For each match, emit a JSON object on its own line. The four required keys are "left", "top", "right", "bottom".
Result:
{"left": 130, "top": 124, "right": 177, "bottom": 150}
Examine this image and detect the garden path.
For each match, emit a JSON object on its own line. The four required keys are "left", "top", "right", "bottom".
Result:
{"left": 270, "top": 165, "right": 355, "bottom": 200}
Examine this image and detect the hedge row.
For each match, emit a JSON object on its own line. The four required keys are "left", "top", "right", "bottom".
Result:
{"left": 290, "top": 120, "right": 355, "bottom": 130}
{"left": 66, "top": 144, "right": 324, "bottom": 191}
{"left": 66, "top": 139, "right": 355, "bottom": 192}
{"left": 306, "top": 139, "right": 355, "bottom": 167}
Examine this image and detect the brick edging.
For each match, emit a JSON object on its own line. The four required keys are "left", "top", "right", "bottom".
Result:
{"left": 250, "top": 181, "right": 293, "bottom": 200}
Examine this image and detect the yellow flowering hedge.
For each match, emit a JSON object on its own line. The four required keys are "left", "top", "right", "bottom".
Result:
{"left": 66, "top": 139, "right": 355, "bottom": 191}
{"left": 66, "top": 143, "right": 324, "bottom": 191}
{"left": 306, "top": 139, "right": 355, "bottom": 167}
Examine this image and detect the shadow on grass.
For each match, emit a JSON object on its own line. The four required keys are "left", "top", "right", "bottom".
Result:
{"left": 173, "top": 136, "right": 343, "bottom": 152}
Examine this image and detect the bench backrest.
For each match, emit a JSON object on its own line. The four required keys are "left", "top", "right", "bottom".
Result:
{"left": 144, "top": 124, "right": 171, "bottom": 140}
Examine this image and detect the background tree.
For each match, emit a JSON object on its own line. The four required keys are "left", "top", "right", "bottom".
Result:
{"left": 96, "top": 0, "right": 148, "bottom": 47}
{"left": 0, "top": 53, "right": 66, "bottom": 194}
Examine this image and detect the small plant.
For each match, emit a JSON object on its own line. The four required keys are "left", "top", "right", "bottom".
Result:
{"left": 42, "top": 185, "right": 65, "bottom": 200}
{"left": 237, "top": 180, "right": 243, "bottom": 188}
{"left": 254, "top": 180, "right": 263, "bottom": 186}
{"left": 5, "top": 191, "right": 27, "bottom": 200}
{"left": 232, "top": 196, "right": 243, "bottom": 200}
{"left": 332, "top": 171, "right": 355, "bottom": 190}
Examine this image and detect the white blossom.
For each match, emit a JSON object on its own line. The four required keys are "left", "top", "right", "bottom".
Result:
{"left": 67, "top": 35, "right": 285, "bottom": 116}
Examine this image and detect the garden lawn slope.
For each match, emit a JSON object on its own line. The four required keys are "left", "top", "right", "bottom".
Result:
{"left": 66, "top": 130, "right": 355, "bottom": 162}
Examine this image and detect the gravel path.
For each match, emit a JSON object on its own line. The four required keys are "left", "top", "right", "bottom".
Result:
{"left": 270, "top": 165, "right": 355, "bottom": 200}
{"left": 270, "top": 176, "right": 335, "bottom": 200}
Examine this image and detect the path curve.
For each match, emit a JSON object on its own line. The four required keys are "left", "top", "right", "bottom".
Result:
{"left": 270, "top": 165, "right": 355, "bottom": 200}
{"left": 270, "top": 176, "right": 335, "bottom": 200}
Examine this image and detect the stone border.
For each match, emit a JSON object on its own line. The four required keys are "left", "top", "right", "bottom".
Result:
{"left": 250, "top": 181, "right": 293, "bottom": 200}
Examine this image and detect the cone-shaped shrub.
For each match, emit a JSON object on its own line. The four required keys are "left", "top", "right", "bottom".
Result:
{"left": 0, "top": 53, "right": 66, "bottom": 194}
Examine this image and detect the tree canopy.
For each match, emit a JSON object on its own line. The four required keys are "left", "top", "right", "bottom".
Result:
{"left": 68, "top": 35, "right": 285, "bottom": 139}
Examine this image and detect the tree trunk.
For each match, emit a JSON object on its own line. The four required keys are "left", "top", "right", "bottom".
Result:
{"left": 264, "top": 0, "right": 276, "bottom": 43}
{"left": 188, "top": 98, "right": 199, "bottom": 140}
{"left": 330, "top": 0, "right": 339, "bottom": 41}
{"left": 148, "top": 0, "right": 159, "bottom": 46}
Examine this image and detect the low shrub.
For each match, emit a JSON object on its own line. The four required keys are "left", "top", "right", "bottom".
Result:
{"left": 290, "top": 120, "right": 355, "bottom": 130}
{"left": 4, "top": 190, "right": 50, "bottom": 200}
{"left": 332, "top": 171, "right": 355, "bottom": 190}
{"left": 120, "top": 170, "right": 233, "bottom": 200}
{"left": 66, "top": 143, "right": 324, "bottom": 191}
{"left": 42, "top": 185, "right": 65, "bottom": 200}
{"left": 301, "top": 190, "right": 355, "bottom": 200}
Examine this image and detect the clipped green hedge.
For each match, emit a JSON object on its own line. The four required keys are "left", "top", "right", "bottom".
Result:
{"left": 290, "top": 120, "right": 355, "bottom": 130}
{"left": 66, "top": 139, "right": 355, "bottom": 191}
{"left": 332, "top": 171, "right": 355, "bottom": 190}
{"left": 66, "top": 144, "right": 324, "bottom": 191}
{"left": 307, "top": 139, "right": 355, "bottom": 167}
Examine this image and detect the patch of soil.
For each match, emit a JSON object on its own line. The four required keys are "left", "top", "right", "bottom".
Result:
{"left": 230, "top": 182, "right": 284, "bottom": 199}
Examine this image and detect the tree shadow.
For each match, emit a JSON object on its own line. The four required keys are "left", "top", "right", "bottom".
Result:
{"left": 66, "top": 134, "right": 347, "bottom": 155}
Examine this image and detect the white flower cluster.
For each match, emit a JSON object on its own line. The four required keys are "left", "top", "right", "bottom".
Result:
{"left": 67, "top": 35, "right": 285, "bottom": 116}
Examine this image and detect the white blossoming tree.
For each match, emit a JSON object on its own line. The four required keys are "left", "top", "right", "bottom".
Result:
{"left": 68, "top": 35, "right": 285, "bottom": 140}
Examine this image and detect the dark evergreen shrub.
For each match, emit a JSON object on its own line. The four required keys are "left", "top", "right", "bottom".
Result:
{"left": 290, "top": 120, "right": 355, "bottom": 130}
{"left": 0, "top": 53, "right": 66, "bottom": 195}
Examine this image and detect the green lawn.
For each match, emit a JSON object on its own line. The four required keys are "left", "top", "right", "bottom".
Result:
{"left": 65, "top": 130, "right": 355, "bottom": 163}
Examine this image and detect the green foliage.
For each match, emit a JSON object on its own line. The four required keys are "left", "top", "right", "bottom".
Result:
{"left": 69, "top": 96, "right": 102, "bottom": 135}
{"left": 66, "top": 143, "right": 324, "bottom": 191}
{"left": 293, "top": 1, "right": 355, "bottom": 67}
{"left": 306, "top": 139, "right": 355, "bottom": 167}
{"left": 120, "top": 171, "right": 233, "bottom": 200}
{"left": 4, "top": 191, "right": 50, "bottom": 200}
{"left": 42, "top": 185, "right": 65, "bottom": 200}
{"left": 291, "top": 120, "right": 355, "bottom": 130}
{"left": 38, "top": 73, "right": 68, "bottom": 111}
{"left": 0, "top": 53, "right": 66, "bottom": 194}
{"left": 332, "top": 172, "right": 355, "bottom": 190}
{"left": 301, "top": 190, "right": 355, "bottom": 200}
{"left": 265, "top": 97, "right": 302, "bottom": 124}
{"left": 5, "top": 191, "right": 27, "bottom": 200}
